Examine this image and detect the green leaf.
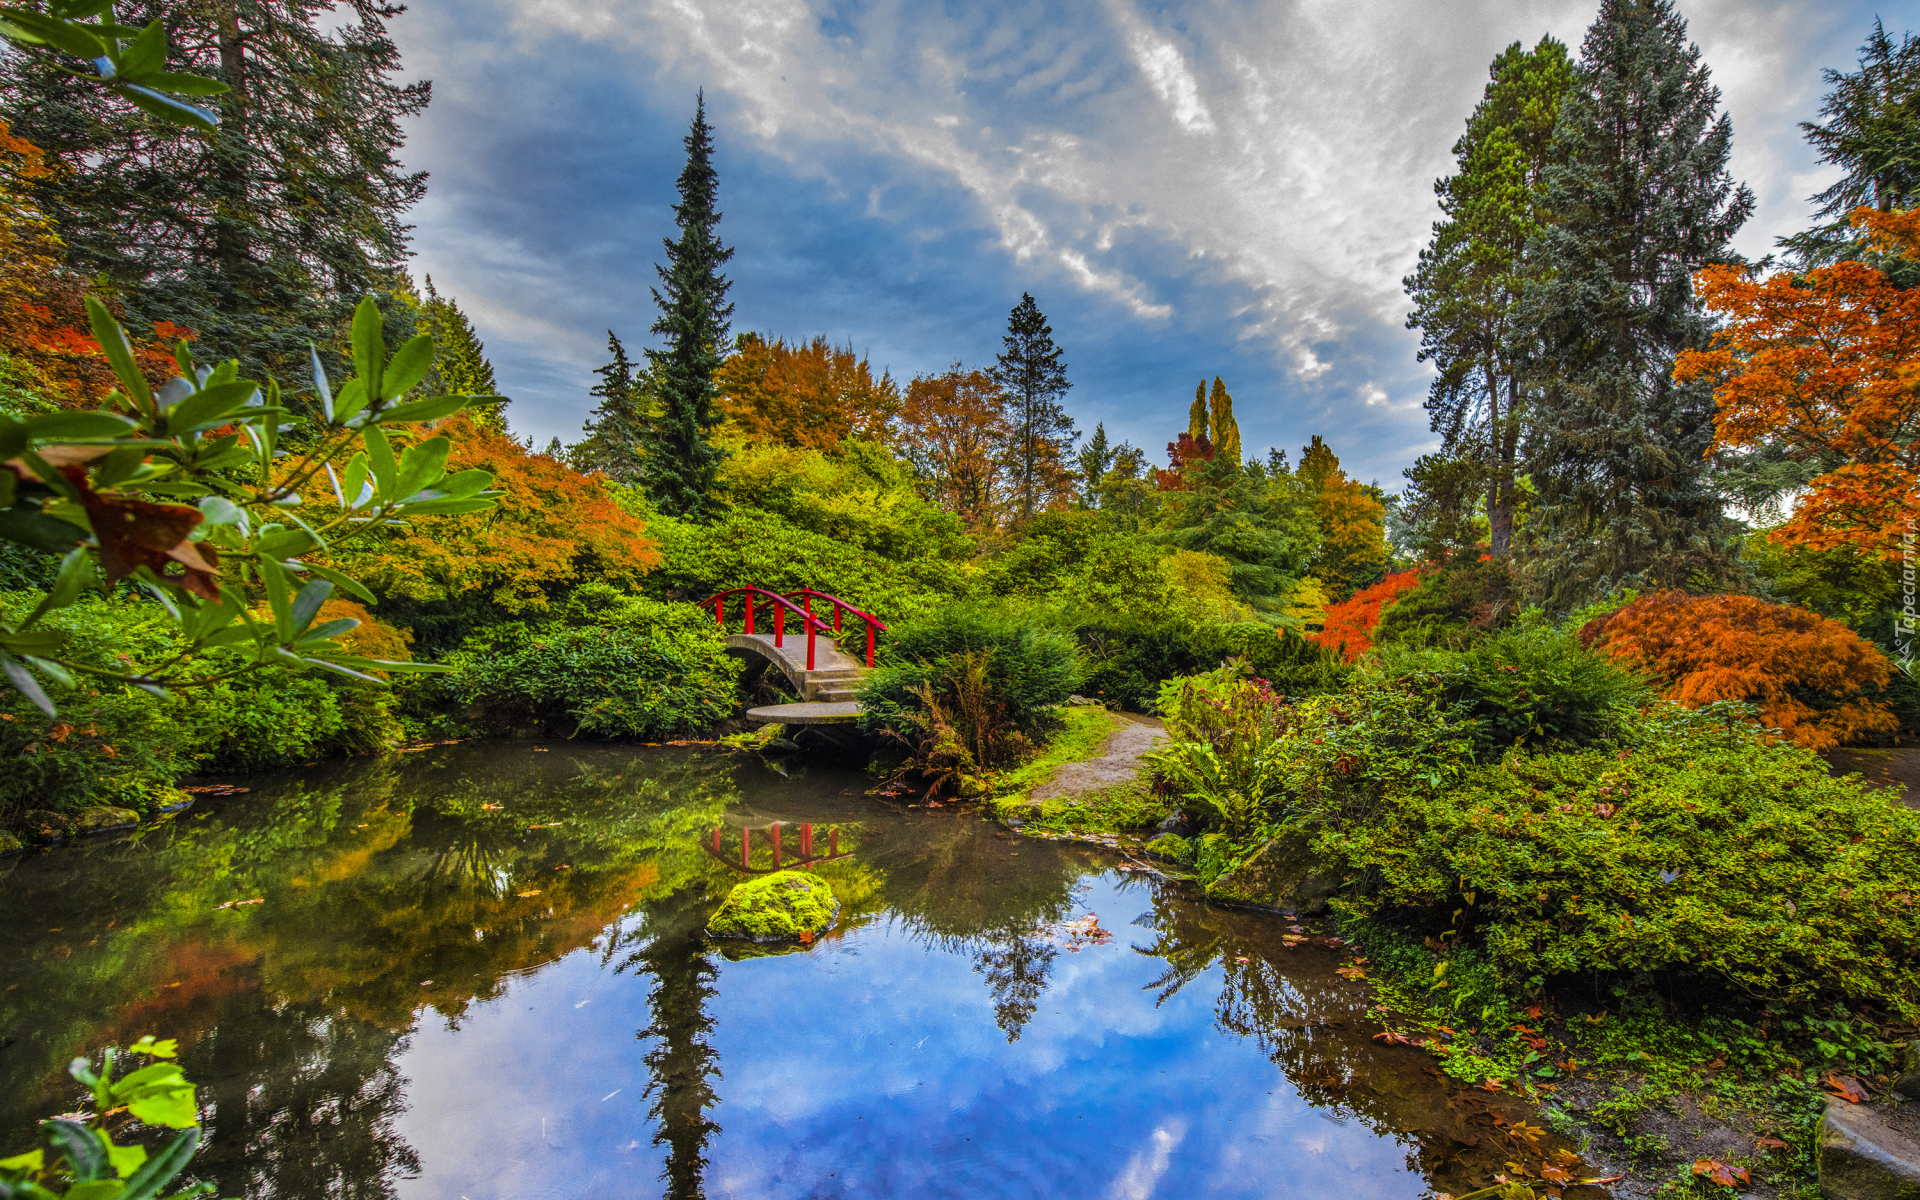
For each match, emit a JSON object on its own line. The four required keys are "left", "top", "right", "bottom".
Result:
{"left": 121, "top": 1079, "right": 196, "bottom": 1130}
{"left": 392, "top": 436, "right": 450, "bottom": 502}
{"left": 85, "top": 298, "right": 154, "bottom": 413}
{"left": 196, "top": 496, "right": 242, "bottom": 525}
{"left": 21, "top": 548, "right": 94, "bottom": 629}
{"left": 374, "top": 394, "right": 468, "bottom": 426}
{"left": 117, "top": 84, "right": 218, "bottom": 134}
{"left": 340, "top": 453, "right": 371, "bottom": 509}
{"left": 0, "top": 506, "right": 88, "bottom": 553}
{"left": 93, "top": 444, "right": 151, "bottom": 489}
{"left": 257, "top": 557, "right": 294, "bottom": 642}
{"left": 127, "top": 1037, "right": 179, "bottom": 1059}
{"left": 288, "top": 578, "right": 332, "bottom": 637}
{"left": 362, "top": 427, "right": 397, "bottom": 497}
{"left": 298, "top": 617, "right": 358, "bottom": 644}
{"left": 350, "top": 297, "right": 384, "bottom": 401}
{"left": 115, "top": 18, "right": 165, "bottom": 77}
{"left": 0, "top": 652, "right": 54, "bottom": 716}
{"left": 253, "top": 526, "right": 316, "bottom": 559}
{"left": 302, "top": 561, "right": 376, "bottom": 604}
{"left": 164, "top": 380, "right": 258, "bottom": 433}
{"left": 332, "top": 378, "right": 369, "bottom": 425}
{"left": 21, "top": 410, "right": 138, "bottom": 440}
{"left": 308, "top": 345, "right": 333, "bottom": 422}
{"left": 115, "top": 1129, "right": 198, "bottom": 1200}
{"left": 39, "top": 1118, "right": 108, "bottom": 1182}
{"left": 144, "top": 71, "right": 228, "bottom": 95}
{"left": 427, "top": 468, "right": 494, "bottom": 500}
{"left": 0, "top": 8, "right": 106, "bottom": 56}
{"left": 298, "top": 656, "right": 384, "bottom": 685}
{"left": 389, "top": 497, "right": 496, "bottom": 517}
{"left": 0, "top": 1148, "right": 45, "bottom": 1172}
{"left": 380, "top": 336, "right": 433, "bottom": 400}
{"left": 63, "top": 1179, "right": 124, "bottom": 1200}
{"left": 107, "top": 1141, "right": 148, "bottom": 1179}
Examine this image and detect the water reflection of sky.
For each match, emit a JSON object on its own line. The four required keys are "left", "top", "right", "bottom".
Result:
{"left": 392, "top": 874, "right": 1422, "bottom": 1200}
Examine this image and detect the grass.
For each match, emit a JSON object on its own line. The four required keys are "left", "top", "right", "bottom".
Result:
{"left": 983, "top": 706, "right": 1170, "bottom": 835}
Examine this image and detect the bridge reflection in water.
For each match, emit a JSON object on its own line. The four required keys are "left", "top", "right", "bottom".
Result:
{"left": 702, "top": 821, "right": 855, "bottom": 874}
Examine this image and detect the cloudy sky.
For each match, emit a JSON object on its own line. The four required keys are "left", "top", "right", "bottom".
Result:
{"left": 390, "top": 0, "right": 1884, "bottom": 488}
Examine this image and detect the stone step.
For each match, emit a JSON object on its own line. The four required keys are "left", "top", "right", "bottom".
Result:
{"left": 809, "top": 688, "right": 860, "bottom": 703}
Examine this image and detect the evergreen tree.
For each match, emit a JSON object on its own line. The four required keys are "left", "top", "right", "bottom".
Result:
{"left": 1521, "top": 0, "right": 1752, "bottom": 607}
{"left": 0, "top": 0, "right": 430, "bottom": 371}
{"left": 1406, "top": 36, "right": 1574, "bottom": 561}
{"left": 571, "top": 330, "right": 651, "bottom": 482}
{"left": 639, "top": 93, "right": 733, "bottom": 520}
{"left": 1207, "top": 376, "right": 1242, "bottom": 464}
{"left": 417, "top": 276, "right": 507, "bottom": 431}
{"left": 1781, "top": 19, "right": 1920, "bottom": 268}
{"left": 1187, "top": 381, "right": 1209, "bottom": 444}
{"left": 1075, "top": 421, "right": 1114, "bottom": 507}
{"left": 992, "top": 293, "right": 1076, "bottom": 524}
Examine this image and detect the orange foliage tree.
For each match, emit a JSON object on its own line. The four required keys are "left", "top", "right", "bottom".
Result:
{"left": 1311, "top": 569, "right": 1426, "bottom": 663}
{"left": 329, "top": 416, "right": 660, "bottom": 614}
{"left": 1677, "top": 208, "right": 1920, "bottom": 559}
{"left": 1580, "top": 591, "right": 1898, "bottom": 750}
{"left": 716, "top": 332, "right": 901, "bottom": 450}
{"left": 894, "top": 364, "right": 1011, "bottom": 533}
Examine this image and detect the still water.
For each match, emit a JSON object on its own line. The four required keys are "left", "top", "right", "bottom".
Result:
{"left": 2, "top": 743, "right": 1545, "bottom": 1199}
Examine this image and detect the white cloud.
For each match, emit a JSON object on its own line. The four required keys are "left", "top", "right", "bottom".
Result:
{"left": 1121, "top": 25, "right": 1215, "bottom": 133}
{"left": 1109, "top": 1119, "right": 1187, "bottom": 1200}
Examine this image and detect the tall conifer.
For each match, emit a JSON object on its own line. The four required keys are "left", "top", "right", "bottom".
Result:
{"left": 640, "top": 94, "right": 733, "bottom": 519}
{"left": 1076, "top": 421, "right": 1114, "bottom": 507}
{"left": 572, "top": 331, "right": 651, "bottom": 481}
{"left": 1522, "top": 0, "right": 1752, "bottom": 605}
{"left": 1208, "top": 376, "right": 1242, "bottom": 464}
{"left": 1187, "top": 382, "right": 1209, "bottom": 444}
{"left": 992, "top": 293, "right": 1075, "bottom": 524}
{"left": 417, "top": 276, "right": 507, "bottom": 431}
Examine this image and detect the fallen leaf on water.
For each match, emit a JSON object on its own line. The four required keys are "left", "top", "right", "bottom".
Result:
{"left": 1335, "top": 965, "right": 1367, "bottom": 980}
{"left": 419, "top": 980, "right": 434, "bottom": 987}
{"left": 1540, "top": 1165, "right": 1573, "bottom": 1185}
{"left": 1235, "top": 956, "right": 1250, "bottom": 963}
{"left": 1373, "top": 1030, "right": 1417, "bottom": 1046}
{"left": 1506, "top": 1120, "right": 1545, "bottom": 1145}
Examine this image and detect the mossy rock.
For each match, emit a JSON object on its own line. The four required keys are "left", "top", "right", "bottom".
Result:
{"left": 72, "top": 806, "right": 139, "bottom": 834}
{"left": 0, "top": 830, "right": 22, "bottom": 856}
{"left": 707, "top": 870, "right": 839, "bottom": 943}
{"left": 1146, "top": 833, "right": 1195, "bottom": 866}
{"left": 1205, "top": 827, "right": 1340, "bottom": 915}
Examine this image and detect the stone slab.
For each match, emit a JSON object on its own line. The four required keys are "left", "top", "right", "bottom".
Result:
{"left": 1822, "top": 1098, "right": 1920, "bottom": 1200}
{"left": 745, "top": 701, "right": 861, "bottom": 726}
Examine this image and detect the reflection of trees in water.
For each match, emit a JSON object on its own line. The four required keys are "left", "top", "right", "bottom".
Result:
{"left": 970, "top": 933, "right": 1058, "bottom": 1041}
{"left": 615, "top": 901, "right": 721, "bottom": 1200}
{"left": 187, "top": 1002, "right": 417, "bottom": 1200}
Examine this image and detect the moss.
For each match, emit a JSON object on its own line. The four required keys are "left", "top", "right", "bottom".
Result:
{"left": 707, "top": 870, "right": 839, "bottom": 942}
{"left": 1146, "top": 832, "right": 1193, "bottom": 865}
{"left": 1019, "top": 779, "right": 1169, "bottom": 834}
{"left": 72, "top": 806, "right": 139, "bottom": 834}
{"left": 987, "top": 705, "right": 1120, "bottom": 805}
{"left": 0, "top": 830, "right": 21, "bottom": 855}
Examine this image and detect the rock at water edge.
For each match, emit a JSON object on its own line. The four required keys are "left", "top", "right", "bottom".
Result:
{"left": 707, "top": 870, "right": 840, "bottom": 943}
{"left": 1146, "top": 833, "right": 1195, "bottom": 866}
{"left": 73, "top": 806, "right": 140, "bottom": 834}
{"left": 0, "top": 830, "right": 22, "bottom": 856}
{"left": 1205, "top": 827, "right": 1340, "bottom": 915}
{"left": 1820, "top": 1097, "right": 1920, "bottom": 1200}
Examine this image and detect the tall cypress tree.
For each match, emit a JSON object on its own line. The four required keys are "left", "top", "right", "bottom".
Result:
{"left": 640, "top": 93, "right": 733, "bottom": 519}
{"left": 1187, "top": 381, "right": 1209, "bottom": 444}
{"left": 1406, "top": 37, "right": 1574, "bottom": 561}
{"left": 1521, "top": 0, "right": 1752, "bottom": 607}
{"left": 992, "top": 292, "right": 1075, "bottom": 524}
{"left": 572, "top": 330, "right": 651, "bottom": 482}
{"left": 1208, "top": 376, "right": 1242, "bottom": 464}
{"left": 0, "top": 0, "right": 429, "bottom": 371}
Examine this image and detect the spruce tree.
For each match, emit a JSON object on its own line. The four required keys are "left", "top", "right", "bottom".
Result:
{"left": 992, "top": 293, "right": 1075, "bottom": 524}
{"left": 1075, "top": 421, "right": 1114, "bottom": 506}
{"left": 1522, "top": 0, "right": 1752, "bottom": 607}
{"left": 640, "top": 94, "right": 733, "bottom": 519}
{"left": 418, "top": 276, "right": 507, "bottom": 431}
{"left": 0, "top": 0, "right": 429, "bottom": 371}
{"left": 1406, "top": 36, "right": 1574, "bottom": 560}
{"left": 572, "top": 330, "right": 651, "bottom": 482}
{"left": 1781, "top": 19, "right": 1920, "bottom": 268}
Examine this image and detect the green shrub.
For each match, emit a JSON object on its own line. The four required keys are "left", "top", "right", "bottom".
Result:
{"left": 1372, "top": 556, "right": 1514, "bottom": 650}
{"left": 1073, "top": 615, "right": 1351, "bottom": 711}
{"left": 1375, "top": 616, "right": 1654, "bottom": 759}
{"left": 439, "top": 593, "right": 740, "bottom": 738}
{"left": 1146, "top": 664, "right": 1293, "bottom": 834}
{"left": 1287, "top": 684, "right": 1920, "bottom": 1017}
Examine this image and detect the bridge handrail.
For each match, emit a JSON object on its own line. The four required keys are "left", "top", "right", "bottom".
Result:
{"left": 699, "top": 585, "right": 889, "bottom": 669}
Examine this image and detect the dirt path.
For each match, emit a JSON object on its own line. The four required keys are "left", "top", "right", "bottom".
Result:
{"left": 1029, "top": 714, "right": 1166, "bottom": 802}
{"left": 1823, "top": 746, "right": 1920, "bottom": 808}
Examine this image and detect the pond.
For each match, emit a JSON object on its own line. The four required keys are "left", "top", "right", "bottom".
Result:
{"left": 1, "top": 743, "right": 1569, "bottom": 1199}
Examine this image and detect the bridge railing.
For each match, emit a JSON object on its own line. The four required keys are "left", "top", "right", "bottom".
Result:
{"left": 700, "top": 586, "right": 889, "bottom": 669}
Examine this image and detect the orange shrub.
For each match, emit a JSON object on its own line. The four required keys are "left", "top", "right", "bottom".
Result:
{"left": 1310, "top": 569, "right": 1425, "bottom": 663}
{"left": 1579, "top": 591, "right": 1898, "bottom": 750}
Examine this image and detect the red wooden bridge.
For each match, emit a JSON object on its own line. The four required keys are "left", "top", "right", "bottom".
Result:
{"left": 700, "top": 587, "right": 887, "bottom": 725}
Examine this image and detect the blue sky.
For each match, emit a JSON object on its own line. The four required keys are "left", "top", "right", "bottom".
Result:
{"left": 390, "top": 0, "right": 1886, "bottom": 488}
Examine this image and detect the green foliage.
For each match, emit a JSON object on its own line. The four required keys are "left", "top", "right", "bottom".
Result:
{"left": 859, "top": 602, "right": 1081, "bottom": 759}
{"left": 416, "top": 278, "right": 507, "bottom": 430}
{"left": 707, "top": 871, "right": 837, "bottom": 941}
{"left": 1371, "top": 556, "right": 1513, "bottom": 650}
{"left": 1072, "top": 615, "right": 1350, "bottom": 712}
{"left": 436, "top": 589, "right": 740, "bottom": 739}
{"left": 1376, "top": 616, "right": 1653, "bottom": 759}
{"left": 0, "top": 1035, "right": 217, "bottom": 1200}
{"left": 1293, "top": 686, "right": 1920, "bottom": 1017}
{"left": 720, "top": 440, "right": 970, "bottom": 564}
{"left": 1147, "top": 664, "right": 1292, "bottom": 834}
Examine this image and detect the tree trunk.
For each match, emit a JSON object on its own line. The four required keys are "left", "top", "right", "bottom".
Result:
{"left": 212, "top": 0, "right": 251, "bottom": 280}
{"left": 1490, "top": 375, "right": 1519, "bottom": 560}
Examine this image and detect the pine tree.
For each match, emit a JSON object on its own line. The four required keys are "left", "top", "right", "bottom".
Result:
{"left": 417, "top": 276, "right": 507, "bottom": 431}
{"left": 1781, "top": 19, "right": 1920, "bottom": 268}
{"left": 1075, "top": 421, "right": 1114, "bottom": 506}
{"left": 0, "top": 0, "right": 430, "bottom": 371}
{"left": 1522, "top": 0, "right": 1753, "bottom": 607}
{"left": 1406, "top": 36, "right": 1574, "bottom": 560}
{"left": 572, "top": 330, "right": 651, "bottom": 482}
{"left": 1207, "top": 376, "right": 1242, "bottom": 464}
{"left": 639, "top": 94, "right": 733, "bottom": 520}
{"left": 992, "top": 293, "right": 1076, "bottom": 524}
